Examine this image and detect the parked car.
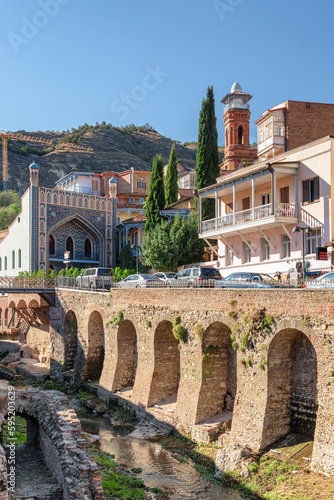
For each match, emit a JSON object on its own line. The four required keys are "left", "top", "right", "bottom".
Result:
{"left": 118, "top": 274, "right": 163, "bottom": 288}
{"left": 165, "top": 267, "right": 222, "bottom": 287}
{"left": 76, "top": 267, "right": 114, "bottom": 290}
{"left": 305, "top": 272, "right": 334, "bottom": 289}
{"left": 153, "top": 272, "right": 177, "bottom": 281}
{"left": 218, "top": 272, "right": 291, "bottom": 289}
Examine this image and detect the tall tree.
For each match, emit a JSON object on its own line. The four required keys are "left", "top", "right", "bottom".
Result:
{"left": 195, "top": 86, "right": 220, "bottom": 220}
{"left": 145, "top": 154, "right": 165, "bottom": 232}
{"left": 165, "top": 144, "right": 178, "bottom": 206}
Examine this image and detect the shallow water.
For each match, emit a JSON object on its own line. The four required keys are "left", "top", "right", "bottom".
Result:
{"left": 78, "top": 410, "right": 242, "bottom": 500}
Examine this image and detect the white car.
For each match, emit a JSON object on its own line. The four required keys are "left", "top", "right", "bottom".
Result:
{"left": 117, "top": 274, "right": 163, "bottom": 288}
{"left": 305, "top": 272, "right": 334, "bottom": 289}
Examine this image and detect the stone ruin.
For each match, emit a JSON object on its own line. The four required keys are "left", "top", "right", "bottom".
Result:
{"left": 0, "top": 388, "right": 105, "bottom": 500}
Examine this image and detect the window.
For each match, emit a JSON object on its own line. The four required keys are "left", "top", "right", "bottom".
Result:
{"left": 305, "top": 228, "right": 321, "bottom": 255}
{"left": 302, "top": 177, "right": 319, "bottom": 204}
{"left": 242, "top": 197, "right": 250, "bottom": 211}
{"left": 4, "top": 256, "right": 7, "bottom": 271}
{"left": 18, "top": 249, "right": 21, "bottom": 268}
{"left": 92, "top": 179, "right": 99, "bottom": 192}
{"left": 129, "top": 197, "right": 135, "bottom": 204}
{"left": 49, "top": 235, "right": 55, "bottom": 256}
{"left": 85, "top": 238, "right": 92, "bottom": 258}
{"left": 280, "top": 186, "right": 289, "bottom": 204}
{"left": 226, "top": 245, "right": 234, "bottom": 266}
{"left": 261, "top": 238, "right": 270, "bottom": 261}
{"left": 243, "top": 242, "right": 251, "bottom": 263}
{"left": 137, "top": 178, "right": 145, "bottom": 189}
{"left": 12, "top": 250, "right": 15, "bottom": 269}
{"left": 66, "top": 237, "right": 74, "bottom": 259}
{"left": 261, "top": 193, "right": 270, "bottom": 205}
{"left": 282, "top": 234, "right": 290, "bottom": 258}
{"left": 139, "top": 198, "right": 145, "bottom": 205}
{"left": 0, "top": 257, "right": 1, "bottom": 270}
{"left": 238, "top": 125, "right": 243, "bottom": 145}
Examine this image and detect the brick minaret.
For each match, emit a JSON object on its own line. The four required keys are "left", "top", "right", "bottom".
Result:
{"left": 221, "top": 81, "right": 258, "bottom": 171}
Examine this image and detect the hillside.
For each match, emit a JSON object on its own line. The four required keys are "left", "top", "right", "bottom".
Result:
{"left": 1, "top": 124, "right": 224, "bottom": 194}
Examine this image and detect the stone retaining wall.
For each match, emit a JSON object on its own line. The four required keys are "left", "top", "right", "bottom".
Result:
{"left": 47, "top": 288, "right": 334, "bottom": 476}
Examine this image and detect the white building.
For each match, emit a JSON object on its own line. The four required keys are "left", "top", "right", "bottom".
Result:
{"left": 198, "top": 135, "right": 333, "bottom": 277}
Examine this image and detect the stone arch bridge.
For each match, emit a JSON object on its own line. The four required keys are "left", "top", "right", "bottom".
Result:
{"left": 7, "top": 287, "right": 334, "bottom": 477}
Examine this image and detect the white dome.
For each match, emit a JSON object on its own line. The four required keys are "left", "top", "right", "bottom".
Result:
{"left": 231, "top": 81, "right": 242, "bottom": 93}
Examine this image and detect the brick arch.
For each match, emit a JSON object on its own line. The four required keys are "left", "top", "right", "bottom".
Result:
{"left": 17, "top": 299, "right": 27, "bottom": 309}
{"left": 28, "top": 299, "right": 39, "bottom": 308}
{"left": 195, "top": 320, "right": 234, "bottom": 424}
{"left": 261, "top": 324, "right": 318, "bottom": 449}
{"left": 147, "top": 319, "right": 179, "bottom": 407}
{"left": 63, "top": 310, "right": 78, "bottom": 371}
{"left": 112, "top": 320, "right": 137, "bottom": 392}
{"left": 82, "top": 311, "right": 104, "bottom": 382}
{"left": 0, "top": 411, "right": 35, "bottom": 447}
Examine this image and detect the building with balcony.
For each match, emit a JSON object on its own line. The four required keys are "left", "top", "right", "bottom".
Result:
{"left": 198, "top": 135, "right": 333, "bottom": 276}
{"left": 255, "top": 100, "right": 334, "bottom": 162}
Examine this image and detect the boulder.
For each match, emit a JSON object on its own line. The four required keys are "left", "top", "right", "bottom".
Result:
{"left": 1, "top": 352, "right": 20, "bottom": 365}
{"left": 214, "top": 445, "right": 251, "bottom": 478}
{"left": 0, "top": 364, "right": 16, "bottom": 381}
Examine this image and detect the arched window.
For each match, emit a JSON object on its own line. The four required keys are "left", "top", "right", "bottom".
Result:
{"left": 73, "top": 197, "right": 77, "bottom": 207}
{"left": 90, "top": 199, "right": 94, "bottom": 209}
{"left": 18, "top": 249, "right": 21, "bottom": 268}
{"left": 49, "top": 235, "right": 55, "bottom": 256}
{"left": 102, "top": 200, "right": 106, "bottom": 211}
{"left": 4, "top": 309, "right": 8, "bottom": 326}
{"left": 84, "top": 198, "right": 88, "bottom": 208}
{"left": 84, "top": 238, "right": 92, "bottom": 258}
{"left": 40, "top": 206, "right": 45, "bottom": 217}
{"left": 40, "top": 191, "right": 45, "bottom": 202}
{"left": 225, "top": 129, "right": 229, "bottom": 147}
{"left": 66, "top": 237, "right": 74, "bottom": 259}
{"left": 60, "top": 194, "right": 64, "bottom": 205}
{"left": 78, "top": 197, "right": 82, "bottom": 208}
{"left": 238, "top": 125, "right": 243, "bottom": 145}
{"left": 66, "top": 196, "right": 70, "bottom": 206}
{"left": 40, "top": 221, "right": 45, "bottom": 232}
{"left": 47, "top": 192, "right": 51, "bottom": 204}
{"left": 96, "top": 199, "right": 100, "bottom": 209}
{"left": 12, "top": 250, "right": 15, "bottom": 269}
{"left": 53, "top": 193, "right": 58, "bottom": 204}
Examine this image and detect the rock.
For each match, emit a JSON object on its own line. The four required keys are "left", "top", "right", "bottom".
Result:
{"left": 0, "top": 364, "right": 16, "bottom": 380}
{"left": 1, "top": 352, "right": 20, "bottom": 365}
{"left": 84, "top": 399, "right": 96, "bottom": 410}
{"left": 215, "top": 445, "right": 251, "bottom": 477}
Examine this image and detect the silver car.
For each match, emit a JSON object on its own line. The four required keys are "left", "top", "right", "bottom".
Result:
{"left": 118, "top": 274, "right": 163, "bottom": 288}
{"left": 305, "top": 272, "right": 334, "bottom": 289}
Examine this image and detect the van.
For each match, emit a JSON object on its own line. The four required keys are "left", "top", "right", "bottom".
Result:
{"left": 76, "top": 268, "right": 114, "bottom": 290}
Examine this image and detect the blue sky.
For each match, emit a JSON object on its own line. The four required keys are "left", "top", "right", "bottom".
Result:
{"left": 1, "top": 0, "right": 333, "bottom": 146}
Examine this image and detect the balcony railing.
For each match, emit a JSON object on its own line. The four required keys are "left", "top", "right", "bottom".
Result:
{"left": 202, "top": 203, "right": 296, "bottom": 233}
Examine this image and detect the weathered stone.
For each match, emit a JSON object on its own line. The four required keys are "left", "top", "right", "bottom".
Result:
{"left": 215, "top": 446, "right": 251, "bottom": 476}
{"left": 0, "top": 352, "right": 20, "bottom": 365}
{"left": 0, "top": 364, "right": 15, "bottom": 381}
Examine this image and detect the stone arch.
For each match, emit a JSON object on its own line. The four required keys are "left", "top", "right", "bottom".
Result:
{"left": 82, "top": 311, "right": 104, "bottom": 382}
{"left": 147, "top": 320, "right": 179, "bottom": 407}
{"left": 262, "top": 327, "right": 318, "bottom": 448}
{"left": 195, "top": 321, "right": 234, "bottom": 424}
{"left": 112, "top": 320, "right": 138, "bottom": 392}
{"left": 63, "top": 311, "right": 78, "bottom": 371}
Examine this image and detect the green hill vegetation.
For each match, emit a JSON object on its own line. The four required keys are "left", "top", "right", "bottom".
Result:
{"left": 0, "top": 190, "right": 21, "bottom": 230}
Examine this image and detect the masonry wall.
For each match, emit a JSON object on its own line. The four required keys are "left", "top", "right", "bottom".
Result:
{"left": 49, "top": 287, "right": 334, "bottom": 476}
{"left": 287, "top": 101, "right": 334, "bottom": 151}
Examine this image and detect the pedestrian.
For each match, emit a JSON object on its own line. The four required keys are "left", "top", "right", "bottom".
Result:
{"left": 296, "top": 260, "right": 303, "bottom": 282}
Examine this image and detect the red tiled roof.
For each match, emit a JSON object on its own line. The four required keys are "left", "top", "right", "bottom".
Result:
{"left": 118, "top": 213, "right": 146, "bottom": 225}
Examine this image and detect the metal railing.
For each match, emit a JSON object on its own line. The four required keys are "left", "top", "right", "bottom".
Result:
{"left": 202, "top": 202, "right": 296, "bottom": 233}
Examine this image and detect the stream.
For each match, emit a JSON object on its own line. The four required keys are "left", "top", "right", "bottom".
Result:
{"left": 78, "top": 409, "right": 242, "bottom": 499}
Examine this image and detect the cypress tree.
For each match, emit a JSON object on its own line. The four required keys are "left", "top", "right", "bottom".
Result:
{"left": 195, "top": 86, "right": 220, "bottom": 220}
{"left": 145, "top": 154, "right": 165, "bottom": 232}
{"left": 165, "top": 143, "right": 178, "bottom": 206}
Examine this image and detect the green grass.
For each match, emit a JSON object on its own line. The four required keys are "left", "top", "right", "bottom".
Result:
{"left": 3, "top": 416, "right": 27, "bottom": 445}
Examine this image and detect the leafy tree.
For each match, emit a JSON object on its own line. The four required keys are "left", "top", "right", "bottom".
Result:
{"left": 119, "top": 243, "right": 136, "bottom": 270}
{"left": 165, "top": 144, "right": 178, "bottom": 206}
{"left": 145, "top": 154, "right": 165, "bottom": 232}
{"left": 114, "top": 267, "right": 123, "bottom": 282}
{"left": 49, "top": 269, "right": 57, "bottom": 278}
{"left": 141, "top": 214, "right": 205, "bottom": 271}
{"left": 195, "top": 86, "right": 220, "bottom": 220}
{"left": 0, "top": 190, "right": 21, "bottom": 231}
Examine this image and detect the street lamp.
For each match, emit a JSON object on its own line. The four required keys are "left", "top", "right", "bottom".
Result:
{"left": 131, "top": 244, "right": 140, "bottom": 274}
{"left": 292, "top": 225, "right": 312, "bottom": 283}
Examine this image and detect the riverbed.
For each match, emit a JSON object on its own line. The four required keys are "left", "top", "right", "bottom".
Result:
{"left": 78, "top": 408, "right": 242, "bottom": 499}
